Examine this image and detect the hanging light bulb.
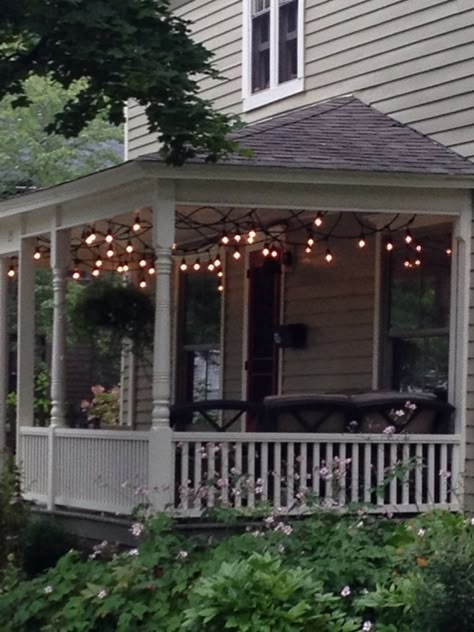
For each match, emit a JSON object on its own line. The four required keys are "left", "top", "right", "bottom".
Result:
{"left": 92, "top": 267, "right": 100, "bottom": 277}
{"left": 7, "top": 264, "right": 15, "bottom": 278}
{"left": 95, "top": 257, "right": 103, "bottom": 268}
{"left": 385, "top": 237, "right": 394, "bottom": 252}
{"left": 218, "top": 283, "right": 224, "bottom": 292}
{"left": 33, "top": 246, "right": 41, "bottom": 260}
{"left": 180, "top": 259, "right": 188, "bottom": 272}
{"left": 217, "top": 270, "right": 223, "bottom": 278}
{"left": 105, "top": 229, "right": 114, "bottom": 244}
{"left": 270, "top": 246, "right": 279, "bottom": 259}
{"left": 446, "top": 247, "right": 452, "bottom": 256}
{"left": 117, "top": 263, "right": 124, "bottom": 274}
{"left": 358, "top": 233, "right": 366, "bottom": 249}
{"left": 414, "top": 258, "right": 421, "bottom": 267}
{"left": 122, "top": 262, "right": 129, "bottom": 273}
{"left": 213, "top": 255, "right": 221, "bottom": 268}
{"left": 314, "top": 212, "right": 323, "bottom": 228}
{"left": 193, "top": 258, "right": 201, "bottom": 271}
{"left": 233, "top": 246, "right": 241, "bottom": 261}
{"left": 85, "top": 226, "right": 97, "bottom": 245}
{"left": 126, "top": 241, "right": 134, "bottom": 254}
{"left": 307, "top": 235, "right": 315, "bottom": 248}
{"left": 415, "top": 242, "right": 422, "bottom": 253}
{"left": 132, "top": 214, "right": 141, "bottom": 232}
{"left": 148, "top": 265, "right": 156, "bottom": 275}
{"left": 325, "top": 248, "right": 333, "bottom": 263}
{"left": 221, "top": 233, "right": 230, "bottom": 245}
{"left": 248, "top": 227, "right": 257, "bottom": 241}
{"left": 72, "top": 269, "right": 81, "bottom": 280}
{"left": 139, "top": 257, "right": 147, "bottom": 268}
{"left": 404, "top": 229, "right": 413, "bottom": 245}
{"left": 139, "top": 277, "right": 147, "bottom": 289}
{"left": 106, "top": 246, "right": 114, "bottom": 258}
{"left": 208, "top": 260, "right": 215, "bottom": 272}
{"left": 234, "top": 232, "right": 242, "bottom": 244}
{"left": 262, "top": 243, "right": 270, "bottom": 257}
{"left": 403, "top": 258, "right": 411, "bottom": 268}
{"left": 305, "top": 246, "right": 312, "bottom": 254}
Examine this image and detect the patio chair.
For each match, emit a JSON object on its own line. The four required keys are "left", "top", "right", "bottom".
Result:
{"left": 351, "top": 391, "right": 454, "bottom": 434}
{"left": 262, "top": 394, "right": 354, "bottom": 433}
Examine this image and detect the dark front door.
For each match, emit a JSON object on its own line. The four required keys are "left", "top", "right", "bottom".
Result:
{"left": 246, "top": 251, "right": 281, "bottom": 411}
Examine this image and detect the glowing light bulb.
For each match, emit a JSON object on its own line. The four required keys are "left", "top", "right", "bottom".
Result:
{"left": 72, "top": 269, "right": 81, "bottom": 280}
{"left": 122, "top": 263, "right": 129, "bottom": 273}
{"left": 248, "top": 228, "right": 257, "bottom": 240}
{"left": 305, "top": 246, "right": 312, "bottom": 254}
{"left": 193, "top": 258, "right": 201, "bottom": 271}
{"left": 148, "top": 266, "right": 155, "bottom": 275}
{"left": 307, "top": 236, "right": 315, "bottom": 248}
{"left": 415, "top": 242, "right": 422, "bottom": 253}
{"left": 358, "top": 234, "right": 366, "bottom": 249}
{"left": 133, "top": 215, "right": 141, "bottom": 232}
{"left": 404, "top": 259, "right": 411, "bottom": 268}
{"left": 180, "top": 259, "right": 188, "bottom": 272}
{"left": 446, "top": 247, "right": 452, "bottom": 256}
{"left": 404, "top": 229, "right": 413, "bottom": 245}
{"left": 325, "top": 248, "right": 333, "bottom": 263}
{"left": 218, "top": 284, "right": 224, "bottom": 292}
{"left": 105, "top": 230, "right": 114, "bottom": 244}
{"left": 414, "top": 258, "right": 421, "bottom": 267}
{"left": 385, "top": 238, "right": 394, "bottom": 252}
{"left": 85, "top": 227, "right": 96, "bottom": 245}
{"left": 106, "top": 247, "right": 114, "bottom": 258}
{"left": 217, "top": 270, "right": 223, "bottom": 278}
{"left": 262, "top": 243, "right": 270, "bottom": 257}
{"left": 234, "top": 232, "right": 242, "bottom": 244}
{"left": 139, "top": 277, "right": 147, "bottom": 289}
{"left": 92, "top": 268, "right": 100, "bottom": 277}
{"left": 139, "top": 258, "right": 147, "bottom": 268}
{"left": 270, "top": 247, "right": 278, "bottom": 259}
{"left": 314, "top": 213, "right": 323, "bottom": 228}
{"left": 213, "top": 256, "right": 221, "bottom": 268}
{"left": 233, "top": 247, "right": 241, "bottom": 261}
{"left": 126, "top": 241, "right": 134, "bottom": 254}
{"left": 33, "top": 247, "right": 41, "bottom": 260}
{"left": 221, "top": 233, "right": 230, "bottom": 245}
{"left": 7, "top": 266, "right": 15, "bottom": 278}
{"left": 208, "top": 261, "right": 215, "bottom": 272}
{"left": 95, "top": 258, "right": 103, "bottom": 268}
{"left": 117, "top": 264, "right": 124, "bottom": 273}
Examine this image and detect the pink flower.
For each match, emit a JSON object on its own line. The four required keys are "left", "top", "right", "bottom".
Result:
{"left": 340, "top": 585, "right": 351, "bottom": 597}
{"left": 91, "top": 385, "right": 105, "bottom": 396}
{"left": 383, "top": 425, "right": 396, "bottom": 434}
{"left": 80, "top": 399, "right": 90, "bottom": 410}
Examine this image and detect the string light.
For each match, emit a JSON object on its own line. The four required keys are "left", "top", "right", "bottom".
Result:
{"left": 415, "top": 242, "right": 422, "bottom": 253}
{"left": 85, "top": 226, "right": 97, "bottom": 245}
{"left": 213, "top": 255, "right": 221, "bottom": 268}
{"left": 325, "top": 248, "right": 333, "bottom": 263}
{"left": 139, "top": 277, "right": 147, "bottom": 289}
{"left": 262, "top": 243, "right": 270, "bottom": 257}
{"left": 403, "top": 258, "right": 411, "bottom": 268}
{"left": 126, "top": 241, "right": 134, "bottom": 254}
{"left": 193, "top": 258, "right": 201, "bottom": 271}
{"left": 105, "top": 229, "right": 114, "bottom": 244}
{"left": 72, "top": 269, "right": 81, "bottom": 280}
{"left": 234, "top": 232, "right": 242, "bottom": 244}
{"left": 248, "top": 227, "right": 257, "bottom": 242}
{"left": 305, "top": 246, "right": 312, "bottom": 254}
{"left": 270, "top": 246, "right": 279, "bottom": 259}
{"left": 217, "top": 270, "right": 223, "bottom": 278}
{"left": 307, "top": 235, "right": 315, "bottom": 248}
{"left": 148, "top": 265, "right": 156, "bottom": 275}
{"left": 385, "top": 238, "right": 394, "bottom": 252}
{"left": 7, "top": 264, "right": 15, "bottom": 278}
{"left": 404, "top": 229, "right": 413, "bottom": 245}
{"left": 180, "top": 259, "right": 188, "bottom": 272}
{"left": 139, "top": 258, "right": 147, "bottom": 268}
{"left": 221, "top": 233, "right": 230, "bottom": 245}
{"left": 95, "top": 257, "right": 103, "bottom": 268}
{"left": 218, "top": 284, "right": 224, "bottom": 292}
{"left": 33, "top": 247, "right": 41, "bottom": 260}
{"left": 117, "top": 263, "right": 124, "bottom": 273}
{"left": 133, "top": 215, "right": 141, "bottom": 232}
{"left": 358, "top": 234, "right": 366, "bottom": 249}
{"left": 207, "top": 260, "right": 215, "bottom": 272}
{"left": 314, "top": 212, "right": 323, "bottom": 228}
{"left": 414, "top": 258, "right": 421, "bottom": 267}
{"left": 446, "top": 247, "right": 452, "bottom": 256}
{"left": 233, "top": 246, "right": 241, "bottom": 261}
{"left": 122, "top": 263, "right": 129, "bottom": 273}
{"left": 92, "top": 267, "right": 100, "bottom": 277}
{"left": 106, "top": 246, "right": 114, "bottom": 258}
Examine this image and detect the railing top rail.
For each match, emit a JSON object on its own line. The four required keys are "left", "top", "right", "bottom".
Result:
{"left": 19, "top": 427, "right": 150, "bottom": 440}
{"left": 172, "top": 432, "right": 462, "bottom": 444}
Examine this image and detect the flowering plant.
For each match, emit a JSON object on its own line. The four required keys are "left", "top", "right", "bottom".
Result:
{"left": 385, "top": 400, "right": 418, "bottom": 433}
{"left": 80, "top": 385, "right": 120, "bottom": 427}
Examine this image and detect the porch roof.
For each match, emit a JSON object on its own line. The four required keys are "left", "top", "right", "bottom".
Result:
{"left": 140, "top": 96, "right": 474, "bottom": 177}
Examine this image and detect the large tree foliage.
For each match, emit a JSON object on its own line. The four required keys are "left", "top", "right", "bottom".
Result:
{"left": 1, "top": 0, "right": 238, "bottom": 165}
{"left": 0, "top": 76, "right": 122, "bottom": 197}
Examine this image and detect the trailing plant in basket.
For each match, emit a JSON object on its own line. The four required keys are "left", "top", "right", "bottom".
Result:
{"left": 70, "top": 280, "right": 154, "bottom": 356}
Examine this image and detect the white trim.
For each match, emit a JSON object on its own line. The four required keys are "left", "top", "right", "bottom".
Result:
{"left": 242, "top": 0, "right": 305, "bottom": 113}
{"left": 372, "top": 232, "right": 382, "bottom": 390}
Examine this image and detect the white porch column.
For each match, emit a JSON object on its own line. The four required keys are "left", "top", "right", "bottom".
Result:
{"left": 50, "top": 228, "right": 70, "bottom": 427}
{"left": 149, "top": 182, "right": 176, "bottom": 511}
{"left": 0, "top": 259, "right": 9, "bottom": 458}
{"left": 16, "top": 238, "right": 36, "bottom": 459}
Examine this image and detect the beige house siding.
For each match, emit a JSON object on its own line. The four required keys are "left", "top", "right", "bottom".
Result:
{"left": 127, "top": 0, "right": 474, "bottom": 161}
{"left": 222, "top": 251, "right": 245, "bottom": 399}
{"left": 464, "top": 212, "right": 474, "bottom": 512}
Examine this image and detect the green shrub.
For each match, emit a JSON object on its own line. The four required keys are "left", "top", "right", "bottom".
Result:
{"left": 0, "top": 457, "right": 29, "bottom": 573}
{"left": 183, "top": 552, "right": 359, "bottom": 632}
{"left": 22, "top": 517, "right": 79, "bottom": 578}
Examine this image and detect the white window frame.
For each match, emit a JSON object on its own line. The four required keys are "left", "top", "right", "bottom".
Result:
{"left": 242, "top": 0, "right": 304, "bottom": 112}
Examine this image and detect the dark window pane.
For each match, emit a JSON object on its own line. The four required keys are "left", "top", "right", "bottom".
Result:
{"left": 392, "top": 336, "right": 449, "bottom": 393}
{"left": 252, "top": 12, "right": 270, "bottom": 92}
{"left": 183, "top": 272, "right": 221, "bottom": 346}
{"left": 279, "top": 0, "right": 298, "bottom": 83}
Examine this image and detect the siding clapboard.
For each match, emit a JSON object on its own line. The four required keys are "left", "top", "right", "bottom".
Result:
{"left": 127, "top": 0, "right": 474, "bottom": 161}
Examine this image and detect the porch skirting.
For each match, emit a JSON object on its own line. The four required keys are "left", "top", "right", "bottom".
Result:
{"left": 19, "top": 427, "right": 461, "bottom": 517}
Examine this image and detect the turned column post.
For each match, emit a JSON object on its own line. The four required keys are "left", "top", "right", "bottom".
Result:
{"left": 0, "top": 259, "right": 9, "bottom": 458}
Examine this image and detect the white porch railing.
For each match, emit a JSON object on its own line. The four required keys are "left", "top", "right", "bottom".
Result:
{"left": 19, "top": 427, "right": 149, "bottom": 515}
{"left": 172, "top": 433, "right": 462, "bottom": 517}
{"left": 18, "top": 428, "right": 462, "bottom": 517}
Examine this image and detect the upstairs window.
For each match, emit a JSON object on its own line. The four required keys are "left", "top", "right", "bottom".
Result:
{"left": 244, "top": 0, "right": 304, "bottom": 111}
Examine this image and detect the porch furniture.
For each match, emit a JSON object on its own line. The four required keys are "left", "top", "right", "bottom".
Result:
{"left": 352, "top": 392, "right": 454, "bottom": 434}
{"left": 263, "top": 394, "right": 354, "bottom": 433}
{"left": 170, "top": 399, "right": 262, "bottom": 432}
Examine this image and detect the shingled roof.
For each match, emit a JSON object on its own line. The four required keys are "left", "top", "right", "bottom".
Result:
{"left": 139, "top": 96, "right": 474, "bottom": 177}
